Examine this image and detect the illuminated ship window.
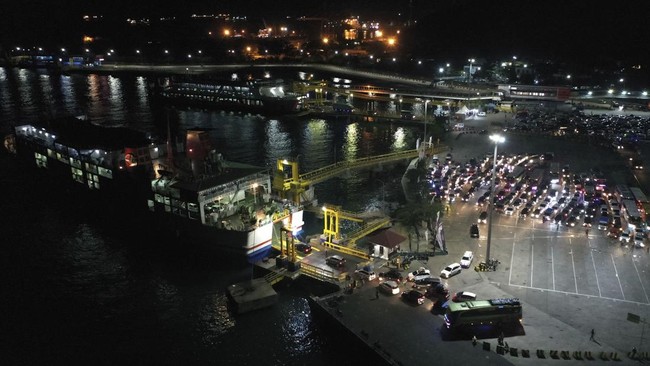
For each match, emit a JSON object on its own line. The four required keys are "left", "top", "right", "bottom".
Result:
{"left": 71, "top": 167, "right": 84, "bottom": 184}
{"left": 97, "top": 167, "right": 113, "bottom": 179}
{"left": 35, "top": 152, "right": 48, "bottom": 168}
{"left": 87, "top": 173, "right": 100, "bottom": 189}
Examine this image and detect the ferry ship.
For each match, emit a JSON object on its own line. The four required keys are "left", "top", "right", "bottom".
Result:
{"left": 4, "top": 116, "right": 303, "bottom": 263}
{"left": 154, "top": 75, "right": 303, "bottom": 116}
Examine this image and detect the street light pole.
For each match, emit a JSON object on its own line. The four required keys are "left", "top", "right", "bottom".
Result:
{"left": 486, "top": 134, "right": 505, "bottom": 263}
{"left": 424, "top": 100, "right": 429, "bottom": 147}
{"left": 468, "top": 58, "right": 475, "bottom": 84}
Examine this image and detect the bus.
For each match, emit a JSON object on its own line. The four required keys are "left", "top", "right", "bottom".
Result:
{"left": 444, "top": 298, "right": 522, "bottom": 329}
{"left": 622, "top": 199, "right": 642, "bottom": 226}
{"left": 615, "top": 185, "right": 634, "bottom": 202}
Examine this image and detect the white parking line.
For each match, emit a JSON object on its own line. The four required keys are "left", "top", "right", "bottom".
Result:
{"left": 530, "top": 244, "right": 534, "bottom": 287}
{"left": 508, "top": 236, "right": 515, "bottom": 286}
{"left": 632, "top": 257, "right": 650, "bottom": 304}
{"left": 551, "top": 246, "right": 556, "bottom": 291}
{"left": 570, "top": 249, "right": 578, "bottom": 294}
{"left": 591, "top": 250, "right": 602, "bottom": 297}
{"left": 611, "top": 253, "right": 625, "bottom": 300}
{"left": 507, "top": 283, "right": 650, "bottom": 306}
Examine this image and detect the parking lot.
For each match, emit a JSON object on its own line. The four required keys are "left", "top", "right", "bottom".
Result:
{"left": 305, "top": 109, "right": 650, "bottom": 362}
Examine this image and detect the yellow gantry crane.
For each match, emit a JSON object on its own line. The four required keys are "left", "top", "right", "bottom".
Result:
{"left": 273, "top": 158, "right": 304, "bottom": 204}
{"left": 321, "top": 204, "right": 391, "bottom": 260}
{"left": 322, "top": 204, "right": 364, "bottom": 246}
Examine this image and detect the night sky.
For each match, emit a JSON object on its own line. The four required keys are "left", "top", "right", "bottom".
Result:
{"left": 2, "top": 0, "right": 648, "bottom": 67}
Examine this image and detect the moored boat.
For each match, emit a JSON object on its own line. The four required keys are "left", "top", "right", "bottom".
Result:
{"left": 153, "top": 75, "right": 303, "bottom": 116}
{"left": 6, "top": 115, "right": 304, "bottom": 263}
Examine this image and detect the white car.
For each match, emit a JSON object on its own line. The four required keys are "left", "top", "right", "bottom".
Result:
{"left": 460, "top": 251, "right": 474, "bottom": 268}
{"left": 355, "top": 269, "right": 377, "bottom": 281}
{"left": 378, "top": 280, "right": 400, "bottom": 295}
{"left": 505, "top": 206, "right": 515, "bottom": 216}
{"left": 407, "top": 267, "right": 431, "bottom": 282}
{"left": 620, "top": 231, "right": 632, "bottom": 243}
{"left": 440, "top": 263, "right": 462, "bottom": 279}
{"left": 634, "top": 234, "right": 645, "bottom": 248}
{"left": 477, "top": 111, "right": 486, "bottom": 117}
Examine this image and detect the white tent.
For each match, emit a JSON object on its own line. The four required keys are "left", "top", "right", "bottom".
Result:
{"left": 456, "top": 105, "right": 469, "bottom": 114}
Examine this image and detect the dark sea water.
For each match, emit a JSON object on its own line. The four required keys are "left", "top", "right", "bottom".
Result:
{"left": 0, "top": 66, "right": 422, "bottom": 365}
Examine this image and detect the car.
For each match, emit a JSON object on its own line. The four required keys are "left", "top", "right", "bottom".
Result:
{"left": 543, "top": 207, "right": 554, "bottom": 220}
{"left": 519, "top": 207, "right": 530, "bottom": 218}
{"left": 470, "top": 224, "right": 480, "bottom": 238}
{"left": 425, "top": 283, "right": 450, "bottom": 301}
{"left": 620, "top": 231, "right": 632, "bottom": 243}
{"left": 532, "top": 208, "right": 542, "bottom": 218}
{"left": 414, "top": 276, "right": 443, "bottom": 287}
{"left": 583, "top": 216, "right": 593, "bottom": 227}
{"left": 378, "top": 280, "right": 400, "bottom": 295}
{"left": 635, "top": 227, "right": 645, "bottom": 236}
{"left": 325, "top": 255, "right": 346, "bottom": 267}
{"left": 478, "top": 211, "right": 488, "bottom": 224}
{"left": 477, "top": 111, "right": 487, "bottom": 117}
{"left": 565, "top": 215, "right": 577, "bottom": 227}
{"left": 407, "top": 267, "right": 431, "bottom": 282}
{"left": 401, "top": 289, "right": 426, "bottom": 305}
{"left": 460, "top": 251, "right": 474, "bottom": 268}
{"left": 294, "top": 242, "right": 312, "bottom": 254}
{"left": 378, "top": 269, "right": 404, "bottom": 283}
{"left": 440, "top": 263, "right": 462, "bottom": 279}
{"left": 634, "top": 234, "right": 645, "bottom": 248}
{"left": 505, "top": 206, "right": 515, "bottom": 216}
{"left": 452, "top": 291, "right": 477, "bottom": 302}
{"left": 354, "top": 269, "right": 377, "bottom": 281}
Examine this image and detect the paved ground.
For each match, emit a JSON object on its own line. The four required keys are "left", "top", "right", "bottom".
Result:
{"left": 311, "top": 109, "right": 650, "bottom": 365}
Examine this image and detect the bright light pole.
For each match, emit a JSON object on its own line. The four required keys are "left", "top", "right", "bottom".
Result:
{"left": 424, "top": 100, "right": 430, "bottom": 146}
{"left": 468, "top": 58, "right": 475, "bottom": 84}
{"left": 486, "top": 134, "right": 505, "bottom": 262}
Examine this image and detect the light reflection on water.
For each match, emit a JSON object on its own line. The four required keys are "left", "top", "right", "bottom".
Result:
{"left": 1, "top": 66, "right": 424, "bottom": 365}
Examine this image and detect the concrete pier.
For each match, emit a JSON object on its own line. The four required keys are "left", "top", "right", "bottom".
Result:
{"left": 226, "top": 277, "right": 278, "bottom": 314}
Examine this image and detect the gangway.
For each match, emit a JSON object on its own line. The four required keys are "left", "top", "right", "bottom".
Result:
{"left": 273, "top": 144, "right": 447, "bottom": 204}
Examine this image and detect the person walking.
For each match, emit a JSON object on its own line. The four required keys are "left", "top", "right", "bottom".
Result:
{"left": 472, "top": 335, "right": 478, "bottom": 347}
{"left": 590, "top": 328, "right": 595, "bottom": 341}
{"left": 375, "top": 288, "right": 380, "bottom": 299}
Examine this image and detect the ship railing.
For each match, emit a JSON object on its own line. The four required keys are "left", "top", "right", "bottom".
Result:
{"left": 299, "top": 262, "right": 346, "bottom": 283}
{"left": 321, "top": 239, "right": 370, "bottom": 260}
{"left": 264, "top": 268, "right": 287, "bottom": 286}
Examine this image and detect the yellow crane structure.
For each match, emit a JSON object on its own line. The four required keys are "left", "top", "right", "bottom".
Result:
{"left": 321, "top": 204, "right": 391, "bottom": 260}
